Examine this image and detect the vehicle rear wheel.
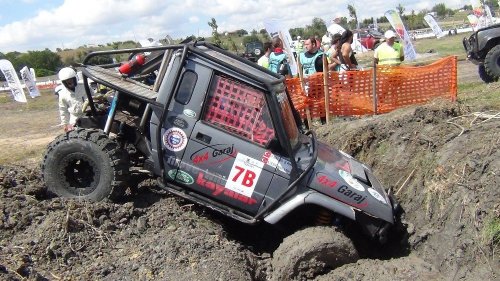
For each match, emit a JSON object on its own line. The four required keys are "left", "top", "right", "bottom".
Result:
{"left": 42, "top": 128, "right": 129, "bottom": 201}
{"left": 271, "top": 226, "right": 359, "bottom": 280}
{"left": 484, "top": 45, "right": 500, "bottom": 82}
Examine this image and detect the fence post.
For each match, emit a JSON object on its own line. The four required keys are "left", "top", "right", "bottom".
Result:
{"left": 323, "top": 55, "right": 330, "bottom": 125}
{"left": 372, "top": 65, "right": 378, "bottom": 115}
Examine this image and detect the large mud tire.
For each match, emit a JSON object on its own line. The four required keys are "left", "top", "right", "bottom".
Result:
{"left": 42, "top": 128, "right": 129, "bottom": 201}
{"left": 478, "top": 64, "right": 498, "bottom": 83}
{"left": 484, "top": 45, "right": 500, "bottom": 82}
{"left": 271, "top": 226, "right": 359, "bottom": 281}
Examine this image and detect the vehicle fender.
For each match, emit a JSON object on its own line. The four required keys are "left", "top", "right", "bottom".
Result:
{"left": 264, "top": 190, "right": 356, "bottom": 224}
{"left": 478, "top": 29, "right": 500, "bottom": 52}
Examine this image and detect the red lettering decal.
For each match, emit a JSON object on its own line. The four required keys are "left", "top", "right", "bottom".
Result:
{"left": 213, "top": 184, "right": 225, "bottom": 196}
{"left": 232, "top": 166, "right": 245, "bottom": 182}
{"left": 317, "top": 174, "right": 337, "bottom": 188}
{"left": 241, "top": 170, "right": 256, "bottom": 187}
{"left": 193, "top": 152, "right": 209, "bottom": 164}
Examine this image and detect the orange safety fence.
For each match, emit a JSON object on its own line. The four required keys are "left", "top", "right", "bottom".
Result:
{"left": 285, "top": 56, "right": 457, "bottom": 118}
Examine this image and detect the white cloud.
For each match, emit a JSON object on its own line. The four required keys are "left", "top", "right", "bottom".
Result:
{"left": 0, "top": 0, "right": 470, "bottom": 52}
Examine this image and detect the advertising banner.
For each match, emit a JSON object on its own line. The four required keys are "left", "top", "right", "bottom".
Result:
{"left": 20, "top": 66, "right": 40, "bottom": 98}
{"left": 424, "top": 14, "right": 445, "bottom": 38}
{"left": 0, "top": 59, "right": 27, "bottom": 102}
{"left": 384, "top": 9, "right": 417, "bottom": 61}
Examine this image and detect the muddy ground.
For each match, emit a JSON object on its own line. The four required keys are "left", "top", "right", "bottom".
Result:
{"left": 1, "top": 65, "right": 499, "bottom": 281}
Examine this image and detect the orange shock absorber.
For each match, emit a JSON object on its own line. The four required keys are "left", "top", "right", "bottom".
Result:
{"left": 315, "top": 208, "right": 333, "bottom": 225}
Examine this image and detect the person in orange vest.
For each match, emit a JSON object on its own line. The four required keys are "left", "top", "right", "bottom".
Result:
{"left": 373, "top": 30, "right": 404, "bottom": 66}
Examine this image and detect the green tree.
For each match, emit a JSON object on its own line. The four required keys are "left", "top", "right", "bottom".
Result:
{"left": 304, "top": 17, "right": 327, "bottom": 38}
{"left": 431, "top": 3, "right": 453, "bottom": 17}
{"left": 242, "top": 30, "right": 261, "bottom": 45}
{"left": 396, "top": 3, "right": 405, "bottom": 16}
{"left": 347, "top": 4, "right": 358, "bottom": 29}
{"left": 235, "top": 29, "right": 248, "bottom": 36}
{"left": 208, "top": 18, "right": 222, "bottom": 46}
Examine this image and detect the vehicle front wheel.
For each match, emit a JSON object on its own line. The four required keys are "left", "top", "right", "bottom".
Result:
{"left": 271, "top": 226, "right": 359, "bottom": 280}
{"left": 478, "top": 65, "right": 498, "bottom": 83}
{"left": 484, "top": 45, "right": 500, "bottom": 82}
{"left": 42, "top": 128, "right": 129, "bottom": 201}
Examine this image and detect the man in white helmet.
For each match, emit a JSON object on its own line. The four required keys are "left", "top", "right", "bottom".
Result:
{"left": 57, "top": 67, "right": 87, "bottom": 132}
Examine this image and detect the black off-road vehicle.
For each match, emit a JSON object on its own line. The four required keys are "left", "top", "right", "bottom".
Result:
{"left": 463, "top": 23, "right": 500, "bottom": 82}
{"left": 241, "top": 41, "right": 264, "bottom": 62}
{"left": 42, "top": 42, "right": 401, "bottom": 279}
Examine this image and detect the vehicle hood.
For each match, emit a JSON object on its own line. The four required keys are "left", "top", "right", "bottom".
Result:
{"left": 306, "top": 141, "right": 394, "bottom": 224}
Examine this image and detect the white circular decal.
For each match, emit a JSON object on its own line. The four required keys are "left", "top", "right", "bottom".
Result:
{"left": 368, "top": 188, "right": 387, "bottom": 204}
{"left": 183, "top": 109, "right": 196, "bottom": 118}
{"left": 338, "top": 170, "right": 365, "bottom": 191}
{"left": 163, "top": 128, "right": 187, "bottom": 152}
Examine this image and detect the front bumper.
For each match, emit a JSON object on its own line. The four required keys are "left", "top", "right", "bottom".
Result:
{"left": 463, "top": 36, "right": 482, "bottom": 65}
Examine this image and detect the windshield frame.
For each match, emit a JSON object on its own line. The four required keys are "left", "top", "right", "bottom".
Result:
{"left": 266, "top": 81, "right": 301, "bottom": 152}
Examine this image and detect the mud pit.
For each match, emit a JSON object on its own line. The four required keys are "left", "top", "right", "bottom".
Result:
{"left": 1, "top": 99, "right": 499, "bottom": 280}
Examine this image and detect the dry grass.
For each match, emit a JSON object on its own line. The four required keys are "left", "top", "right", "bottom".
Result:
{"left": 0, "top": 90, "right": 61, "bottom": 165}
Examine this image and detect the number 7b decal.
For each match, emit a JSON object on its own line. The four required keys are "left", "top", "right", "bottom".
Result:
{"left": 225, "top": 153, "right": 264, "bottom": 197}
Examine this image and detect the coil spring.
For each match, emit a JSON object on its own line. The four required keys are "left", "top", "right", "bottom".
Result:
{"left": 315, "top": 208, "right": 333, "bottom": 226}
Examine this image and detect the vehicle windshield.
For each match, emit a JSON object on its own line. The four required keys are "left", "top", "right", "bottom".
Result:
{"left": 275, "top": 89, "right": 299, "bottom": 149}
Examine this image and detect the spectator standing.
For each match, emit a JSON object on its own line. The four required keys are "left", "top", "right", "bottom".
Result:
{"left": 268, "top": 37, "right": 291, "bottom": 77}
{"left": 57, "top": 67, "right": 87, "bottom": 132}
{"left": 328, "top": 33, "right": 342, "bottom": 71}
{"left": 339, "top": 30, "right": 358, "bottom": 70}
{"left": 299, "top": 36, "right": 324, "bottom": 77}
{"left": 373, "top": 30, "right": 404, "bottom": 66}
{"left": 257, "top": 41, "right": 272, "bottom": 69}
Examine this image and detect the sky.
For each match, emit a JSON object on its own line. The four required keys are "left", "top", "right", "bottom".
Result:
{"left": 0, "top": 0, "right": 471, "bottom": 53}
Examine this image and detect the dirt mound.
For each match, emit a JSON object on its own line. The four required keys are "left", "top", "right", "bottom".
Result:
{"left": 1, "top": 100, "right": 498, "bottom": 280}
{"left": 315, "top": 99, "right": 499, "bottom": 280}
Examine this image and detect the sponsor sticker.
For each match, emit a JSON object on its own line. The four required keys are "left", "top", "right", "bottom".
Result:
{"left": 183, "top": 109, "right": 196, "bottom": 118}
{"left": 316, "top": 172, "right": 338, "bottom": 188}
{"left": 163, "top": 127, "right": 187, "bottom": 152}
{"left": 167, "top": 169, "right": 194, "bottom": 185}
{"left": 167, "top": 116, "right": 189, "bottom": 129}
{"left": 277, "top": 158, "right": 292, "bottom": 174}
{"left": 190, "top": 144, "right": 237, "bottom": 165}
{"left": 225, "top": 153, "right": 264, "bottom": 197}
{"left": 368, "top": 188, "right": 387, "bottom": 204}
{"left": 336, "top": 185, "right": 368, "bottom": 207}
{"left": 338, "top": 169, "right": 365, "bottom": 191}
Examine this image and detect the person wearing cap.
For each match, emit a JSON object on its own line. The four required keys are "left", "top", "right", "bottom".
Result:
{"left": 57, "top": 67, "right": 87, "bottom": 132}
{"left": 373, "top": 30, "right": 404, "bottom": 66}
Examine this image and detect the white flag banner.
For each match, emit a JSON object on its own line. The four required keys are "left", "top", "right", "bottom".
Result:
{"left": 30, "top": 68, "right": 36, "bottom": 81}
{"left": 20, "top": 66, "right": 40, "bottom": 98}
{"left": 0, "top": 59, "right": 27, "bottom": 103}
{"left": 385, "top": 10, "right": 417, "bottom": 61}
{"left": 424, "top": 14, "right": 445, "bottom": 38}
{"left": 263, "top": 18, "right": 298, "bottom": 76}
{"left": 327, "top": 23, "right": 346, "bottom": 36}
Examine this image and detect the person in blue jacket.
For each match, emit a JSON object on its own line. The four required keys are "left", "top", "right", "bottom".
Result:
{"left": 299, "top": 36, "right": 324, "bottom": 77}
{"left": 268, "top": 37, "right": 291, "bottom": 77}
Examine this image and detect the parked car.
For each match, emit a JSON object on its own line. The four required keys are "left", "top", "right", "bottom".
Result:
{"left": 356, "top": 29, "right": 383, "bottom": 50}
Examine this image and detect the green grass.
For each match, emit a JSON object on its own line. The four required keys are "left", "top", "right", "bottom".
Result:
{"left": 413, "top": 32, "right": 473, "bottom": 60}
{"left": 0, "top": 89, "right": 57, "bottom": 111}
{"left": 458, "top": 82, "right": 500, "bottom": 110}
{"left": 482, "top": 217, "right": 500, "bottom": 246}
